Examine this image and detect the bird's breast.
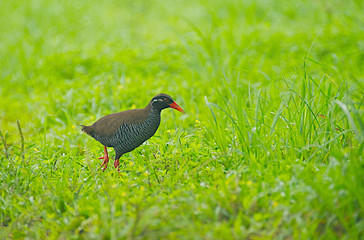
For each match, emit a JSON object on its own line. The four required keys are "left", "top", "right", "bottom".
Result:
{"left": 112, "top": 112, "right": 161, "bottom": 153}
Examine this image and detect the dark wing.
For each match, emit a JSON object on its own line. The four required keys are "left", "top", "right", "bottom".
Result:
{"left": 88, "top": 108, "right": 149, "bottom": 139}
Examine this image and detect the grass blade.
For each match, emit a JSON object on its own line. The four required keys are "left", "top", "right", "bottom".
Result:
{"left": 335, "top": 100, "right": 361, "bottom": 142}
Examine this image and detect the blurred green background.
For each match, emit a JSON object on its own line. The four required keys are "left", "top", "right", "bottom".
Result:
{"left": 0, "top": 0, "right": 363, "bottom": 239}
{"left": 1, "top": 0, "right": 362, "bottom": 135}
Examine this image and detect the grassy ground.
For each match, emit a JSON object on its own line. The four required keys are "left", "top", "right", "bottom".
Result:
{"left": 1, "top": 0, "right": 363, "bottom": 239}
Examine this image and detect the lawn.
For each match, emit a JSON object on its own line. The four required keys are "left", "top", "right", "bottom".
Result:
{"left": 1, "top": 0, "right": 363, "bottom": 239}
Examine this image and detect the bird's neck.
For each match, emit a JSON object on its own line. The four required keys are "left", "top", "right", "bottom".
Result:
{"left": 144, "top": 103, "right": 161, "bottom": 116}
{"left": 143, "top": 103, "right": 161, "bottom": 127}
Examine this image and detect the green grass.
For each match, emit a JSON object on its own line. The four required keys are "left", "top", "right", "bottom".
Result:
{"left": 1, "top": 0, "right": 363, "bottom": 239}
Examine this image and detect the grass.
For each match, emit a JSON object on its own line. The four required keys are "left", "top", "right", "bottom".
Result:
{"left": 0, "top": 0, "right": 363, "bottom": 239}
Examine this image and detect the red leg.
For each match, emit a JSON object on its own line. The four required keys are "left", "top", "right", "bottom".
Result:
{"left": 114, "top": 159, "right": 120, "bottom": 170}
{"left": 99, "top": 146, "right": 109, "bottom": 171}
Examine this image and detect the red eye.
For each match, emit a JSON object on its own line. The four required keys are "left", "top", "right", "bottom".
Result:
{"left": 164, "top": 98, "right": 168, "bottom": 102}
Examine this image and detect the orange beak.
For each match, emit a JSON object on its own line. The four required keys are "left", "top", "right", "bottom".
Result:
{"left": 169, "top": 101, "right": 185, "bottom": 113}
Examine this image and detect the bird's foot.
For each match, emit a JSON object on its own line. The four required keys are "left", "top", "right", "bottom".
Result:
{"left": 114, "top": 159, "right": 120, "bottom": 171}
{"left": 98, "top": 145, "right": 109, "bottom": 171}
{"left": 99, "top": 155, "right": 109, "bottom": 171}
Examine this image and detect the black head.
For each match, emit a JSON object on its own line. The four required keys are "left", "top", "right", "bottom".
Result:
{"left": 150, "top": 93, "right": 184, "bottom": 113}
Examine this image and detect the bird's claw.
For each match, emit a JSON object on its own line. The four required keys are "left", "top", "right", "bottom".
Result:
{"left": 98, "top": 146, "right": 109, "bottom": 171}
{"left": 114, "top": 159, "right": 120, "bottom": 171}
{"left": 99, "top": 156, "right": 109, "bottom": 171}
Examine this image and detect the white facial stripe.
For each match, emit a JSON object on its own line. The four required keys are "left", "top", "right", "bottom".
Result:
{"left": 152, "top": 98, "right": 163, "bottom": 103}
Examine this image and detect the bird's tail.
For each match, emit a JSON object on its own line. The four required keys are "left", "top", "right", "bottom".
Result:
{"left": 79, "top": 125, "right": 93, "bottom": 136}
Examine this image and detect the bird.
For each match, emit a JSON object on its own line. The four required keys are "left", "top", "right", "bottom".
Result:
{"left": 81, "top": 93, "right": 184, "bottom": 171}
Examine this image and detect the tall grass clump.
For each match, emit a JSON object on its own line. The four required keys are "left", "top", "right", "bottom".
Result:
{"left": 204, "top": 67, "right": 362, "bottom": 164}
{"left": 202, "top": 62, "right": 363, "bottom": 237}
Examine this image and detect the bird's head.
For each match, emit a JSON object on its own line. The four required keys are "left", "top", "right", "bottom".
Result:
{"left": 150, "top": 93, "right": 184, "bottom": 113}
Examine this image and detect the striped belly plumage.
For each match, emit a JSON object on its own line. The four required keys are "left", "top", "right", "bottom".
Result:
{"left": 114, "top": 122, "right": 159, "bottom": 154}
{"left": 93, "top": 112, "right": 161, "bottom": 159}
